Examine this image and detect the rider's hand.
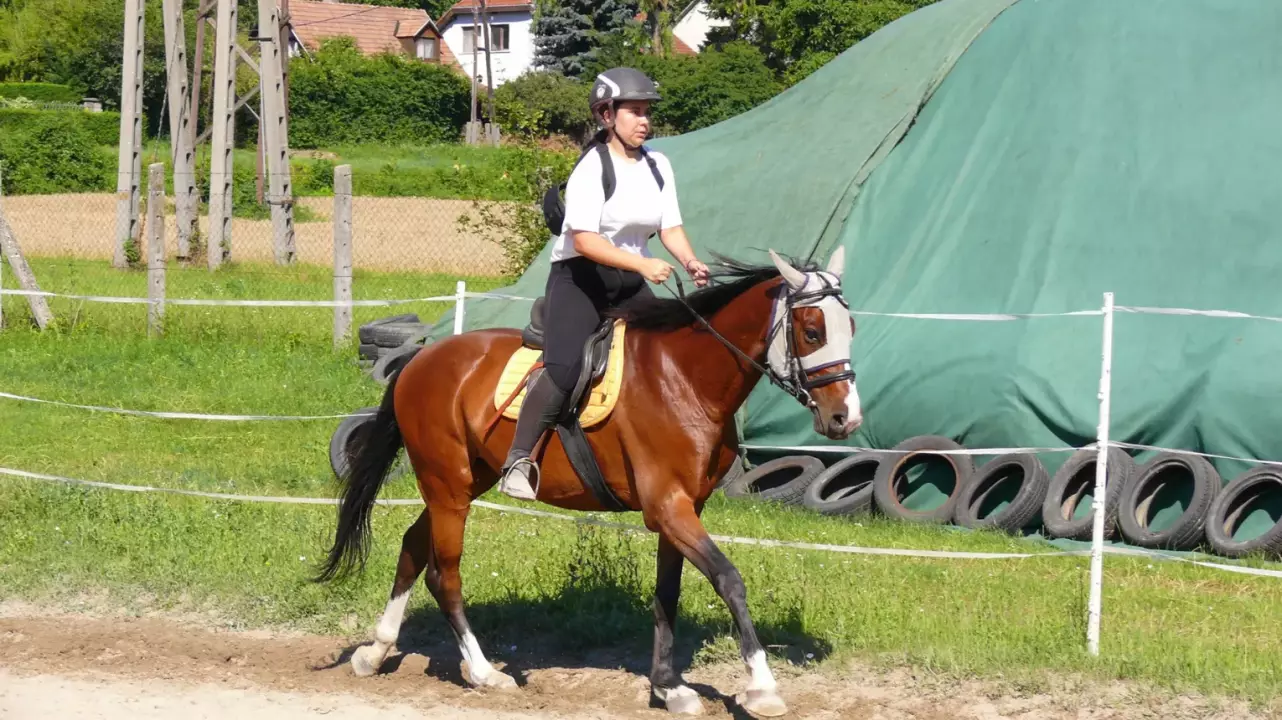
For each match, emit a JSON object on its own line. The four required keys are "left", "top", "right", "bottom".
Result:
{"left": 638, "top": 257, "right": 674, "bottom": 284}
{"left": 685, "top": 258, "right": 710, "bottom": 287}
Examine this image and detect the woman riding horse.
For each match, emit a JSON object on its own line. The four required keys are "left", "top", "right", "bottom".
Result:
{"left": 497, "top": 66, "right": 711, "bottom": 501}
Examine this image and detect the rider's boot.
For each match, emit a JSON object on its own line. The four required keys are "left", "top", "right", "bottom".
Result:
{"left": 498, "top": 370, "right": 568, "bottom": 500}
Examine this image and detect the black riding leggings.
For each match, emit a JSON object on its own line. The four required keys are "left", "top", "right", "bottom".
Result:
{"left": 543, "top": 256, "right": 654, "bottom": 393}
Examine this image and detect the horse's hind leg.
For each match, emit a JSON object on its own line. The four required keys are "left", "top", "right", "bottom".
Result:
{"left": 422, "top": 498, "right": 517, "bottom": 690}
{"left": 351, "top": 509, "right": 431, "bottom": 677}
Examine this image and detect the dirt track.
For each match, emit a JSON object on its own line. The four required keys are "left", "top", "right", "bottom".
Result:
{"left": 0, "top": 602, "right": 1273, "bottom": 720}
{"left": 0, "top": 193, "right": 512, "bottom": 274}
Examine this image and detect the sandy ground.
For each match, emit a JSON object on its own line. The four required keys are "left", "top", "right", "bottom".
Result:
{"left": 0, "top": 193, "right": 512, "bottom": 274}
{"left": 0, "top": 601, "right": 1275, "bottom": 720}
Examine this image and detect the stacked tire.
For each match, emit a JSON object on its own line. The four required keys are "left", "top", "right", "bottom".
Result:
{"left": 358, "top": 314, "right": 430, "bottom": 384}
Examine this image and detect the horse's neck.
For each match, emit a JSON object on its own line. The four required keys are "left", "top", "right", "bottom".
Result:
{"left": 668, "top": 279, "right": 779, "bottom": 423}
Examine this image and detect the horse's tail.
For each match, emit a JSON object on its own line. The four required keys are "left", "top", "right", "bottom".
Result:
{"left": 313, "top": 368, "right": 405, "bottom": 584}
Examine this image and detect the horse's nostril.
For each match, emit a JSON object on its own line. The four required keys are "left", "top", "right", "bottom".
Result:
{"left": 832, "top": 413, "right": 846, "bottom": 428}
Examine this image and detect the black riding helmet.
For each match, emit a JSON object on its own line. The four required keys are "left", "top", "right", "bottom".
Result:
{"left": 590, "top": 67, "right": 661, "bottom": 115}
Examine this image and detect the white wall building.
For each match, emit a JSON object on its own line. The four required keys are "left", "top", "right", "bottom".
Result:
{"left": 437, "top": 0, "right": 536, "bottom": 88}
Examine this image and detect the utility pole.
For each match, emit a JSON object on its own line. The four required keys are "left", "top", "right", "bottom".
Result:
{"left": 162, "top": 0, "right": 198, "bottom": 262}
{"left": 467, "top": 0, "right": 479, "bottom": 145}
{"left": 114, "top": 0, "right": 145, "bottom": 269}
{"left": 207, "top": 0, "right": 237, "bottom": 270}
{"left": 190, "top": 0, "right": 214, "bottom": 149}
{"left": 480, "top": 0, "right": 497, "bottom": 145}
{"left": 258, "top": 0, "right": 295, "bottom": 265}
{"left": 279, "top": 0, "right": 291, "bottom": 140}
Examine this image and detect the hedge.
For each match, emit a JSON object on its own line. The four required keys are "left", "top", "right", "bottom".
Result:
{"left": 0, "top": 113, "right": 115, "bottom": 195}
{"left": 0, "top": 108, "right": 126, "bottom": 146}
{"left": 0, "top": 82, "right": 80, "bottom": 102}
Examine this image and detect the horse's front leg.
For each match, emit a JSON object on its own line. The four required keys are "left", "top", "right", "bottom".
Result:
{"left": 652, "top": 495, "right": 787, "bottom": 718}
{"left": 650, "top": 535, "right": 705, "bottom": 715}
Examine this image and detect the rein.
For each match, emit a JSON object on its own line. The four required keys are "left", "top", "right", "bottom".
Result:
{"left": 665, "top": 274, "right": 854, "bottom": 412}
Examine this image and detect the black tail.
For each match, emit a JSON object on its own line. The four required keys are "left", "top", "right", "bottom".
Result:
{"left": 313, "top": 369, "right": 406, "bottom": 584}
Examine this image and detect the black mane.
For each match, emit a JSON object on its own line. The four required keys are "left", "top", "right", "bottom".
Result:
{"left": 604, "top": 252, "right": 820, "bottom": 332}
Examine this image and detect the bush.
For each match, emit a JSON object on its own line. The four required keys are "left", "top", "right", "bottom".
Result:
{"left": 0, "top": 113, "right": 114, "bottom": 195}
{"left": 0, "top": 82, "right": 80, "bottom": 102}
{"left": 492, "top": 70, "right": 595, "bottom": 144}
{"left": 0, "top": 108, "right": 123, "bottom": 146}
{"left": 288, "top": 37, "right": 472, "bottom": 148}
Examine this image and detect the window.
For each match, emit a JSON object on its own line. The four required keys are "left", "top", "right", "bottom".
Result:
{"left": 415, "top": 37, "right": 438, "bottom": 60}
{"left": 462, "top": 23, "right": 509, "bottom": 53}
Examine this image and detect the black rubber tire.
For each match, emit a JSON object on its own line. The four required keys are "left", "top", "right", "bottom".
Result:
{"left": 715, "top": 457, "right": 746, "bottom": 490}
{"left": 871, "top": 436, "right": 975, "bottom": 523}
{"left": 801, "top": 451, "right": 883, "bottom": 517}
{"left": 358, "top": 314, "right": 420, "bottom": 344}
{"left": 1204, "top": 466, "right": 1282, "bottom": 559}
{"left": 953, "top": 453, "right": 1050, "bottom": 533}
{"left": 722, "top": 455, "right": 824, "bottom": 505}
{"left": 371, "top": 343, "right": 423, "bottom": 385}
{"left": 358, "top": 343, "right": 381, "bottom": 361}
{"left": 367, "top": 322, "right": 429, "bottom": 349}
{"left": 1117, "top": 452, "right": 1220, "bottom": 551}
{"left": 1041, "top": 446, "right": 1134, "bottom": 541}
{"left": 329, "top": 407, "right": 378, "bottom": 480}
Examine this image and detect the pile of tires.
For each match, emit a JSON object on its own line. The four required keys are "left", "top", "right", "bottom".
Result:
{"left": 358, "top": 314, "right": 430, "bottom": 385}
{"left": 717, "top": 436, "right": 1282, "bottom": 560}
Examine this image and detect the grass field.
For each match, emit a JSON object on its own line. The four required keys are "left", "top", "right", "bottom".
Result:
{"left": 2, "top": 258, "right": 1281, "bottom": 709}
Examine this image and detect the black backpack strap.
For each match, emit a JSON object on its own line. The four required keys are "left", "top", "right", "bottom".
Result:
{"left": 594, "top": 142, "right": 616, "bottom": 202}
{"left": 639, "top": 146, "right": 665, "bottom": 191}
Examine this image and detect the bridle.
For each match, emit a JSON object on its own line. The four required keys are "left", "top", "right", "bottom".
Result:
{"left": 668, "top": 271, "right": 855, "bottom": 417}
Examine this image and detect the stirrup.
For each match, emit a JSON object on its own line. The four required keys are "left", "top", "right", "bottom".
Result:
{"left": 499, "top": 457, "right": 539, "bottom": 501}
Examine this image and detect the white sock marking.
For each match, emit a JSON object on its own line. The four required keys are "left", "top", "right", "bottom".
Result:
{"left": 746, "top": 650, "right": 777, "bottom": 692}
{"left": 375, "top": 590, "right": 411, "bottom": 645}
{"left": 459, "top": 630, "right": 496, "bottom": 682}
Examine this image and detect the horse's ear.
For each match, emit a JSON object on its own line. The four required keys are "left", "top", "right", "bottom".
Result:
{"left": 825, "top": 246, "right": 845, "bottom": 279}
{"left": 769, "top": 249, "right": 807, "bottom": 291}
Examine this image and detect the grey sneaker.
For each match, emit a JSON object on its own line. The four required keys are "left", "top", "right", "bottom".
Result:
{"left": 499, "top": 457, "right": 538, "bottom": 500}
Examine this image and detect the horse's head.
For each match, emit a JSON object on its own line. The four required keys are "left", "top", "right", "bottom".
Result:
{"left": 767, "top": 247, "right": 861, "bottom": 440}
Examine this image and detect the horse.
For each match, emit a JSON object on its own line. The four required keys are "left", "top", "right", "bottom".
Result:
{"left": 315, "top": 247, "right": 861, "bottom": 718}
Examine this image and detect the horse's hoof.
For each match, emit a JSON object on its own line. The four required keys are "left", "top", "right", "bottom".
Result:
{"left": 740, "top": 688, "right": 788, "bottom": 718}
{"left": 657, "top": 685, "right": 705, "bottom": 715}
{"left": 350, "top": 645, "right": 384, "bottom": 677}
{"left": 473, "top": 669, "right": 518, "bottom": 691}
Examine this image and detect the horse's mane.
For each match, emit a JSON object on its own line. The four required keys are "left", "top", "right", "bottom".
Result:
{"left": 604, "top": 252, "right": 820, "bottom": 332}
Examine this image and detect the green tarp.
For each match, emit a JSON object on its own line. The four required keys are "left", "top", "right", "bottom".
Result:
{"left": 432, "top": 0, "right": 1282, "bottom": 487}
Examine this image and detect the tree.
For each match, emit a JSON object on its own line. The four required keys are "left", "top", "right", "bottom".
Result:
{"left": 705, "top": 0, "right": 941, "bottom": 83}
{"left": 532, "top": 0, "right": 640, "bottom": 78}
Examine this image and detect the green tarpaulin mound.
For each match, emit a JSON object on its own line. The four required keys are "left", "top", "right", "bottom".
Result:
{"left": 430, "top": 0, "right": 1282, "bottom": 484}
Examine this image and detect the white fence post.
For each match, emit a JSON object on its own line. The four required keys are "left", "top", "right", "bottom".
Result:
{"left": 147, "top": 163, "right": 167, "bottom": 337}
{"left": 332, "top": 164, "right": 353, "bottom": 349}
{"left": 1087, "top": 291, "right": 1116, "bottom": 656}
{"left": 453, "top": 280, "right": 466, "bottom": 335}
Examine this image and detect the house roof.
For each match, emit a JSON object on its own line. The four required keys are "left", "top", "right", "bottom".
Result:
{"left": 288, "top": 0, "right": 459, "bottom": 69}
{"left": 437, "top": 0, "right": 534, "bottom": 27}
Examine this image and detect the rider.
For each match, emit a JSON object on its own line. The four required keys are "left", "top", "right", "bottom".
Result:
{"left": 498, "top": 67, "right": 711, "bottom": 501}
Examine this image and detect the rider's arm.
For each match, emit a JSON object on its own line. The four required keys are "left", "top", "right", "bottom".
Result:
{"left": 655, "top": 154, "right": 699, "bottom": 272}
{"left": 659, "top": 225, "right": 697, "bottom": 271}
{"left": 572, "top": 230, "right": 648, "bottom": 272}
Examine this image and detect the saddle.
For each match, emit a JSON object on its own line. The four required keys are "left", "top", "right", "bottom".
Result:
{"left": 488, "top": 297, "right": 630, "bottom": 511}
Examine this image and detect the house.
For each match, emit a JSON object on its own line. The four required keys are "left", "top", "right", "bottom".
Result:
{"left": 436, "top": 0, "right": 536, "bottom": 88}
{"left": 286, "top": 0, "right": 460, "bottom": 70}
{"left": 672, "top": 0, "right": 730, "bottom": 53}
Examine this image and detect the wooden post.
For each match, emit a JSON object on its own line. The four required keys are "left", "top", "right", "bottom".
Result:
{"left": 259, "top": 0, "right": 296, "bottom": 265}
{"left": 0, "top": 206, "right": 54, "bottom": 330}
{"left": 207, "top": 0, "right": 237, "bottom": 270}
{"left": 162, "top": 0, "right": 198, "bottom": 261}
{"left": 468, "top": 0, "right": 479, "bottom": 145}
{"left": 147, "top": 163, "right": 167, "bottom": 337}
{"left": 332, "top": 164, "right": 353, "bottom": 349}
{"left": 480, "top": 0, "right": 497, "bottom": 146}
{"left": 114, "top": 0, "right": 145, "bottom": 268}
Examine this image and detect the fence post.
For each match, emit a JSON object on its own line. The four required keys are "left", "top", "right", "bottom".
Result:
{"left": 1087, "top": 291, "right": 1115, "bottom": 656}
{"left": 332, "top": 165, "right": 353, "bottom": 349}
{"left": 147, "top": 163, "right": 167, "bottom": 337}
{"left": 454, "top": 280, "right": 466, "bottom": 335}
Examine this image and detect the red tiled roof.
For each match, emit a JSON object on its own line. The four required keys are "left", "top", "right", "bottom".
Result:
{"left": 438, "top": 0, "right": 533, "bottom": 26}
{"left": 633, "top": 12, "right": 699, "bottom": 56}
{"left": 289, "top": 0, "right": 460, "bottom": 69}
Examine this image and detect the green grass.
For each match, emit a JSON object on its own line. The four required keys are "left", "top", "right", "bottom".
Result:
{"left": 1, "top": 259, "right": 1281, "bottom": 709}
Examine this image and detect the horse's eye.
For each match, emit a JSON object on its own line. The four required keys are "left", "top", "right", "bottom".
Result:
{"left": 804, "top": 329, "right": 820, "bottom": 343}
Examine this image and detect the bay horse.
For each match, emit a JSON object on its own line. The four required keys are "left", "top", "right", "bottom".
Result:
{"left": 315, "top": 248, "right": 861, "bottom": 717}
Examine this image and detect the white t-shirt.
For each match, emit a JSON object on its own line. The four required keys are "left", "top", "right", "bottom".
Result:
{"left": 548, "top": 145, "right": 683, "bottom": 263}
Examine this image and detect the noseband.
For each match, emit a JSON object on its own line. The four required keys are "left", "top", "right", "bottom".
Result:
{"left": 669, "top": 272, "right": 855, "bottom": 416}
